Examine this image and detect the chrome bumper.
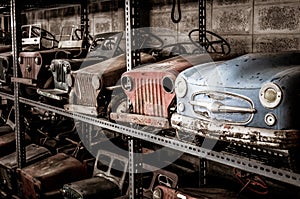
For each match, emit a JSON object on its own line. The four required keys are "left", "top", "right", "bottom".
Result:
{"left": 171, "top": 113, "right": 300, "bottom": 149}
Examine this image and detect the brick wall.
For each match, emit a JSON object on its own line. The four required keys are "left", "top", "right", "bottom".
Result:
{"left": 24, "top": 0, "right": 300, "bottom": 53}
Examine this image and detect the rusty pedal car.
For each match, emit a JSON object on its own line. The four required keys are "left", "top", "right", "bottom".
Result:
{"left": 115, "top": 164, "right": 179, "bottom": 199}
{"left": 0, "top": 144, "right": 51, "bottom": 198}
{"left": 109, "top": 29, "right": 233, "bottom": 131}
{"left": 64, "top": 52, "right": 155, "bottom": 117}
{"left": 61, "top": 149, "right": 129, "bottom": 199}
{"left": 17, "top": 152, "right": 87, "bottom": 199}
{"left": 0, "top": 24, "right": 54, "bottom": 93}
{"left": 171, "top": 51, "right": 300, "bottom": 170}
{"left": 12, "top": 24, "right": 90, "bottom": 98}
{"left": 109, "top": 53, "right": 233, "bottom": 131}
{"left": 37, "top": 32, "right": 124, "bottom": 102}
{"left": 0, "top": 107, "right": 31, "bottom": 158}
{"left": 171, "top": 51, "right": 300, "bottom": 149}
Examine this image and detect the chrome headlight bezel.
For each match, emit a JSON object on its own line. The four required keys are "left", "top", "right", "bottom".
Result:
{"left": 162, "top": 75, "right": 175, "bottom": 93}
{"left": 152, "top": 187, "right": 163, "bottom": 199}
{"left": 34, "top": 57, "right": 41, "bottom": 65}
{"left": 259, "top": 82, "right": 282, "bottom": 109}
{"left": 49, "top": 63, "right": 55, "bottom": 72}
{"left": 175, "top": 75, "right": 188, "bottom": 98}
{"left": 18, "top": 56, "right": 23, "bottom": 64}
{"left": 121, "top": 75, "right": 133, "bottom": 91}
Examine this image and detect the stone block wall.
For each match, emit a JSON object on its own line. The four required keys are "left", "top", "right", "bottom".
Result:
{"left": 24, "top": 0, "right": 300, "bottom": 53}
{"left": 211, "top": 0, "right": 300, "bottom": 53}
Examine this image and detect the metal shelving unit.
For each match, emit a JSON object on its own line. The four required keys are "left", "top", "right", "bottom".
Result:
{"left": 1, "top": 91, "right": 300, "bottom": 188}
{"left": 2, "top": 0, "right": 300, "bottom": 198}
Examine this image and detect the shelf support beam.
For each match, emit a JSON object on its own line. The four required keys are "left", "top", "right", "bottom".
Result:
{"left": 10, "top": 0, "right": 26, "bottom": 168}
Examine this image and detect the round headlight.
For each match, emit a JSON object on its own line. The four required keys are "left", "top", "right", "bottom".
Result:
{"left": 121, "top": 76, "right": 133, "bottom": 91}
{"left": 34, "top": 57, "right": 41, "bottom": 65}
{"left": 49, "top": 64, "right": 55, "bottom": 72}
{"left": 162, "top": 75, "right": 175, "bottom": 93}
{"left": 92, "top": 75, "right": 102, "bottom": 90}
{"left": 18, "top": 56, "right": 23, "bottom": 64}
{"left": 152, "top": 187, "right": 163, "bottom": 199}
{"left": 175, "top": 75, "right": 187, "bottom": 98}
{"left": 259, "top": 82, "right": 282, "bottom": 108}
{"left": 63, "top": 64, "right": 70, "bottom": 73}
{"left": 66, "top": 74, "right": 74, "bottom": 87}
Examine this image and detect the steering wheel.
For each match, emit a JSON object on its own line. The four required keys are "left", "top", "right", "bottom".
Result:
{"left": 31, "top": 26, "right": 58, "bottom": 43}
{"left": 188, "top": 29, "right": 231, "bottom": 55}
{"left": 74, "top": 29, "right": 95, "bottom": 48}
{"left": 139, "top": 29, "right": 164, "bottom": 50}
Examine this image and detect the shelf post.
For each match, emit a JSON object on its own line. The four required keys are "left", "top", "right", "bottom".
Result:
{"left": 198, "top": 0, "right": 206, "bottom": 43}
{"left": 80, "top": 0, "right": 89, "bottom": 49}
{"left": 10, "top": 0, "right": 26, "bottom": 168}
{"left": 198, "top": 1, "right": 207, "bottom": 184}
{"left": 125, "top": 0, "right": 143, "bottom": 198}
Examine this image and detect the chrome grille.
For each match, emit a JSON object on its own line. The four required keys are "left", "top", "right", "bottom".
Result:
{"left": 55, "top": 63, "right": 66, "bottom": 83}
{"left": 133, "top": 77, "right": 164, "bottom": 117}
{"left": 191, "top": 91, "right": 254, "bottom": 125}
{"left": 75, "top": 73, "right": 97, "bottom": 106}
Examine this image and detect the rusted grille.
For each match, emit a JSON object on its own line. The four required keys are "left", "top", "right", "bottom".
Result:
{"left": 133, "top": 77, "right": 164, "bottom": 117}
{"left": 22, "top": 57, "right": 38, "bottom": 80}
{"left": 75, "top": 73, "right": 97, "bottom": 106}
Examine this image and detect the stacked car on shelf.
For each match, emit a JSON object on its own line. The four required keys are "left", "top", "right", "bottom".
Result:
{"left": 171, "top": 50, "right": 300, "bottom": 170}
{"left": 12, "top": 24, "right": 91, "bottom": 99}
{"left": 0, "top": 24, "right": 54, "bottom": 93}
{"left": 109, "top": 30, "right": 232, "bottom": 133}
{"left": 36, "top": 31, "right": 124, "bottom": 104}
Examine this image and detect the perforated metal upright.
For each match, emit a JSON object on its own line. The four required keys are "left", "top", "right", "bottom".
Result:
{"left": 80, "top": 0, "right": 89, "bottom": 49}
{"left": 198, "top": 0, "right": 206, "bottom": 43}
{"left": 9, "top": 0, "right": 89, "bottom": 169}
{"left": 198, "top": 0, "right": 207, "bottom": 186}
{"left": 10, "top": 0, "right": 26, "bottom": 168}
{"left": 125, "top": 0, "right": 143, "bottom": 198}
